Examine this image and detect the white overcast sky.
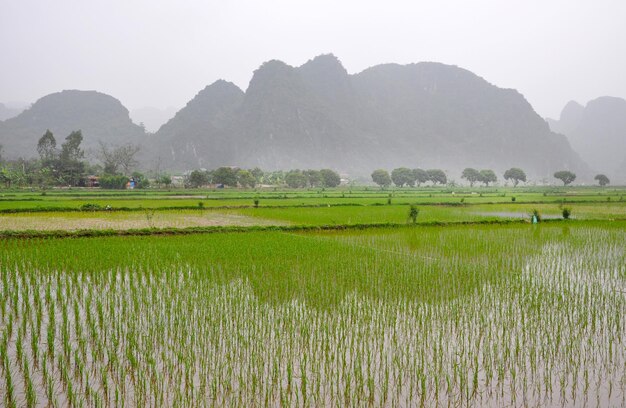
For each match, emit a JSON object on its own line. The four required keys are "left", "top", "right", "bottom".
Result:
{"left": 1, "top": 0, "right": 624, "bottom": 118}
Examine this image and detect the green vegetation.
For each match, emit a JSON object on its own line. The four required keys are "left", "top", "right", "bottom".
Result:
{"left": 0, "top": 184, "right": 624, "bottom": 406}
{"left": 0, "top": 221, "right": 624, "bottom": 405}
{"left": 371, "top": 169, "right": 392, "bottom": 188}
{"left": 595, "top": 173, "right": 610, "bottom": 186}
{"left": 503, "top": 167, "right": 527, "bottom": 186}
{"left": 554, "top": 170, "right": 577, "bottom": 185}
{"left": 461, "top": 167, "right": 481, "bottom": 187}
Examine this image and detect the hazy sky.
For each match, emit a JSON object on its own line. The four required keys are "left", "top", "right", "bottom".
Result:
{"left": 1, "top": 0, "right": 625, "bottom": 118}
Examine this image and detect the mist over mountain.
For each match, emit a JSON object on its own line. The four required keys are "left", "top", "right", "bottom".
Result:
{"left": 0, "top": 56, "right": 592, "bottom": 180}
{"left": 0, "top": 90, "right": 146, "bottom": 158}
{"left": 145, "top": 80, "right": 244, "bottom": 169}
{"left": 130, "top": 106, "right": 178, "bottom": 133}
{"left": 547, "top": 96, "right": 626, "bottom": 181}
{"left": 152, "top": 54, "right": 589, "bottom": 179}
{"left": 0, "top": 103, "right": 24, "bottom": 121}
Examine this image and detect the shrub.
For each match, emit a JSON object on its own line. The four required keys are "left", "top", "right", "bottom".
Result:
{"left": 80, "top": 203, "right": 102, "bottom": 211}
{"left": 562, "top": 207, "right": 571, "bottom": 219}
{"left": 407, "top": 205, "right": 420, "bottom": 224}
{"left": 99, "top": 175, "right": 129, "bottom": 189}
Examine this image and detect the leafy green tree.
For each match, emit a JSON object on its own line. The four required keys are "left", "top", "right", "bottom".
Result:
{"left": 427, "top": 169, "right": 447, "bottom": 185}
{"left": 251, "top": 167, "right": 264, "bottom": 184}
{"left": 37, "top": 130, "right": 58, "bottom": 163}
{"left": 237, "top": 170, "right": 256, "bottom": 188}
{"left": 320, "top": 169, "right": 341, "bottom": 187}
{"left": 304, "top": 169, "right": 322, "bottom": 187}
{"left": 0, "top": 167, "right": 15, "bottom": 188}
{"left": 371, "top": 169, "right": 392, "bottom": 188}
{"left": 264, "top": 170, "right": 285, "bottom": 185}
{"left": 479, "top": 169, "right": 497, "bottom": 186}
{"left": 412, "top": 168, "right": 429, "bottom": 186}
{"left": 213, "top": 167, "right": 238, "bottom": 187}
{"left": 594, "top": 174, "right": 610, "bottom": 186}
{"left": 158, "top": 174, "right": 172, "bottom": 188}
{"left": 391, "top": 167, "right": 414, "bottom": 187}
{"left": 99, "top": 174, "right": 129, "bottom": 189}
{"left": 131, "top": 172, "right": 150, "bottom": 189}
{"left": 553, "top": 170, "right": 576, "bottom": 186}
{"left": 187, "top": 170, "right": 209, "bottom": 188}
{"left": 285, "top": 170, "right": 307, "bottom": 188}
{"left": 503, "top": 168, "right": 527, "bottom": 187}
{"left": 461, "top": 168, "right": 481, "bottom": 187}
{"left": 58, "top": 131, "right": 85, "bottom": 186}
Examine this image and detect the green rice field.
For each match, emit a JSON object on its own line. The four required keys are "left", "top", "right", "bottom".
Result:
{"left": 0, "top": 186, "right": 625, "bottom": 406}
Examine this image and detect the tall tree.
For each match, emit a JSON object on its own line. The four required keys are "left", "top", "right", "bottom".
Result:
{"left": 285, "top": 170, "right": 307, "bottom": 188}
{"left": 213, "top": 167, "right": 238, "bottom": 187}
{"left": 58, "top": 131, "right": 85, "bottom": 186}
{"left": 237, "top": 169, "right": 256, "bottom": 188}
{"left": 391, "top": 167, "right": 414, "bottom": 187}
{"left": 461, "top": 168, "right": 481, "bottom": 187}
{"left": 371, "top": 169, "right": 392, "bottom": 188}
{"left": 60, "top": 130, "right": 84, "bottom": 162}
{"left": 412, "top": 168, "right": 429, "bottom": 187}
{"left": 320, "top": 169, "right": 341, "bottom": 187}
{"left": 186, "top": 170, "right": 209, "bottom": 188}
{"left": 594, "top": 174, "right": 610, "bottom": 186}
{"left": 37, "top": 130, "right": 58, "bottom": 163}
{"left": 554, "top": 170, "right": 576, "bottom": 186}
{"left": 304, "top": 169, "right": 322, "bottom": 187}
{"left": 503, "top": 168, "right": 526, "bottom": 187}
{"left": 479, "top": 169, "right": 497, "bottom": 186}
{"left": 427, "top": 169, "right": 447, "bottom": 185}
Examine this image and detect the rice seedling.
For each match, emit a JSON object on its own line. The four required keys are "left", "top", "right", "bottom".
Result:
{"left": 0, "top": 221, "right": 623, "bottom": 406}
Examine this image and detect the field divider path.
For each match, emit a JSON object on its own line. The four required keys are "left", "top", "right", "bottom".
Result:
{"left": 1, "top": 217, "right": 616, "bottom": 240}
{"left": 2, "top": 198, "right": 622, "bottom": 213}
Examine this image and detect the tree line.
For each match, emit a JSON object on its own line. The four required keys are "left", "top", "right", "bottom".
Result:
{"left": 0, "top": 129, "right": 150, "bottom": 189}
{"left": 0, "top": 129, "right": 612, "bottom": 189}
{"left": 185, "top": 168, "right": 342, "bottom": 189}
{"left": 371, "top": 167, "right": 610, "bottom": 188}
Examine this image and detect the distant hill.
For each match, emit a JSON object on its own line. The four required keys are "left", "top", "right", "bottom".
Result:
{"left": 144, "top": 80, "right": 244, "bottom": 169}
{"left": 547, "top": 96, "right": 626, "bottom": 182}
{"left": 0, "top": 90, "right": 146, "bottom": 159}
{"left": 151, "top": 54, "right": 589, "bottom": 179}
{"left": 0, "top": 103, "right": 24, "bottom": 121}
{"left": 0, "top": 57, "right": 592, "bottom": 180}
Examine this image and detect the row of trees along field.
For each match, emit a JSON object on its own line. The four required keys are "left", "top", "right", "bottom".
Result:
{"left": 371, "top": 167, "right": 611, "bottom": 188}
{"left": 0, "top": 129, "right": 612, "bottom": 189}
{"left": 0, "top": 129, "right": 154, "bottom": 189}
{"left": 185, "top": 168, "right": 342, "bottom": 188}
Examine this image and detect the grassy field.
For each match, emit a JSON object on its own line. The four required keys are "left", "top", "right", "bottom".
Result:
{"left": 0, "top": 186, "right": 625, "bottom": 406}
{"left": 0, "top": 186, "right": 624, "bottom": 212}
